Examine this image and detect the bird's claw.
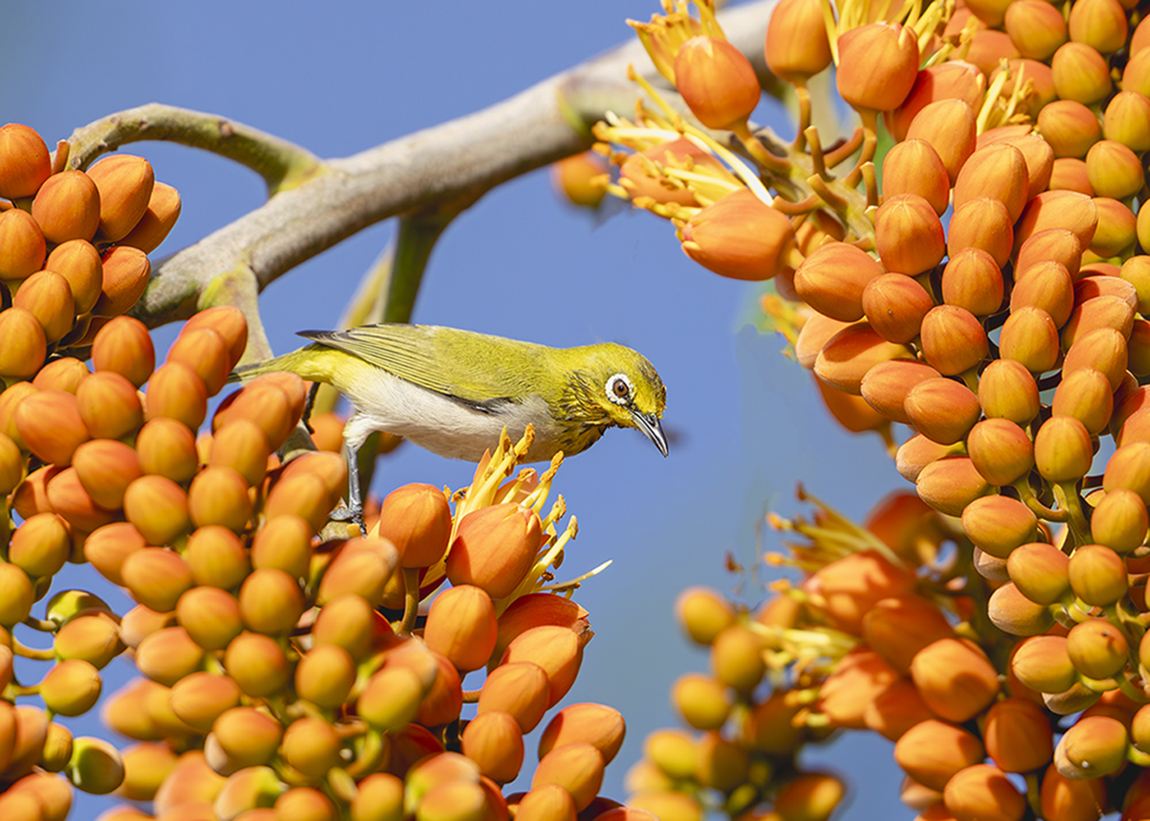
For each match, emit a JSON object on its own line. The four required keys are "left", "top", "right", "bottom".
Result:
{"left": 330, "top": 506, "right": 368, "bottom": 537}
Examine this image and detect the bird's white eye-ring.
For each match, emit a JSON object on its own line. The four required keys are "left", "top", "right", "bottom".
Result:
{"left": 606, "top": 373, "right": 633, "bottom": 406}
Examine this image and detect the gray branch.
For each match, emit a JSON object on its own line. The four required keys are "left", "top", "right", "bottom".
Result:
{"left": 118, "top": 0, "right": 777, "bottom": 329}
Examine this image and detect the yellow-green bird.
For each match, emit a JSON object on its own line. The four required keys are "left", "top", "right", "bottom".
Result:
{"left": 231, "top": 323, "right": 667, "bottom": 526}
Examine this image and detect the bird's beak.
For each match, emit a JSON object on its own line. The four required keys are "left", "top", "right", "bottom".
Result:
{"left": 630, "top": 410, "right": 668, "bottom": 457}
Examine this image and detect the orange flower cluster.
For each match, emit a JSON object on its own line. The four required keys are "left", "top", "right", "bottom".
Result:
{"left": 594, "top": 0, "right": 1150, "bottom": 815}
{"left": 0, "top": 130, "right": 644, "bottom": 818}
{"left": 0, "top": 123, "right": 180, "bottom": 382}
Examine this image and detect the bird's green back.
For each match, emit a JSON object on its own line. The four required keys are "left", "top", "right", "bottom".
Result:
{"left": 299, "top": 324, "right": 552, "bottom": 405}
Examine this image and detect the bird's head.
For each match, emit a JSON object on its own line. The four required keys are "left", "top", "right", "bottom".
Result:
{"left": 559, "top": 343, "right": 668, "bottom": 457}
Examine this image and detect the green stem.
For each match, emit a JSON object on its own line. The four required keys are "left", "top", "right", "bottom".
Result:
{"left": 65, "top": 103, "right": 327, "bottom": 195}
{"left": 1054, "top": 482, "right": 1090, "bottom": 548}
{"left": 383, "top": 211, "right": 460, "bottom": 324}
{"left": 397, "top": 567, "right": 422, "bottom": 636}
{"left": 1012, "top": 479, "right": 1068, "bottom": 523}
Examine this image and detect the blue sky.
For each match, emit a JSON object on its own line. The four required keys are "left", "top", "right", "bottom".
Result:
{"left": 2, "top": 2, "right": 913, "bottom": 817}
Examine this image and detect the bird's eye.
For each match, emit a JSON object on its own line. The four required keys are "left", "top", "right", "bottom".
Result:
{"left": 606, "top": 373, "right": 632, "bottom": 406}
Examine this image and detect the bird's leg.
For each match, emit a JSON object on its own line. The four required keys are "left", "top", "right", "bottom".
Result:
{"left": 301, "top": 382, "right": 320, "bottom": 434}
{"left": 329, "top": 442, "right": 368, "bottom": 535}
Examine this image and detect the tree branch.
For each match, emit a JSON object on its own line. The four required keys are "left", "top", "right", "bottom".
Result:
{"left": 97, "top": 0, "right": 776, "bottom": 330}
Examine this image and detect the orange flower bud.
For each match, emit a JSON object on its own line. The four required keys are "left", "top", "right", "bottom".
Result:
{"left": 947, "top": 197, "right": 1013, "bottom": 268}
{"left": 864, "top": 678, "right": 934, "bottom": 742}
{"left": 294, "top": 643, "right": 355, "bottom": 709}
{"left": 250, "top": 514, "right": 313, "bottom": 582}
{"left": 357, "top": 665, "right": 424, "bottom": 731}
{"left": 881, "top": 140, "right": 951, "bottom": 216}
{"left": 1011, "top": 260, "right": 1074, "bottom": 328}
{"left": 176, "top": 586, "right": 242, "bottom": 652}
{"left": 0, "top": 208, "right": 46, "bottom": 281}
{"left": 1090, "top": 487, "right": 1148, "bottom": 552}
{"left": 224, "top": 631, "right": 290, "bottom": 698}
{"left": 477, "top": 661, "right": 551, "bottom": 733}
{"left": 134, "top": 626, "right": 204, "bottom": 687}
{"left": 1050, "top": 156, "right": 1092, "bottom": 195}
{"left": 967, "top": 418, "right": 1033, "bottom": 488}
{"left": 8, "top": 512, "right": 70, "bottom": 581}
{"left": 15, "top": 389, "right": 90, "bottom": 466}
{"left": 135, "top": 417, "right": 199, "bottom": 483}
{"left": 91, "top": 315, "right": 154, "bottom": 388}
{"left": 145, "top": 361, "right": 207, "bottom": 431}
{"left": 447, "top": 503, "right": 542, "bottom": 599}
{"left": 904, "top": 377, "right": 981, "bottom": 446}
{"left": 29, "top": 352, "right": 87, "bottom": 397}
{"left": 875, "top": 194, "right": 945, "bottom": 275}
{"left": 1016, "top": 190, "right": 1098, "bottom": 254}
{"left": 884, "top": 61, "right": 985, "bottom": 143}
{"left": 237, "top": 567, "right": 304, "bottom": 636}
{"left": 1005, "top": 0, "right": 1069, "bottom": 60}
{"left": 943, "top": 764, "right": 1026, "bottom": 821}
{"left": 999, "top": 307, "right": 1060, "bottom": 374}
{"left": 1034, "top": 415, "right": 1093, "bottom": 484}
{"left": 532, "top": 742, "right": 604, "bottom": 812}
{"left": 962, "top": 495, "right": 1040, "bottom": 558}
{"left": 1086, "top": 140, "right": 1144, "bottom": 200}
{"left": 13, "top": 269, "right": 76, "bottom": 344}
{"left": 375, "top": 482, "right": 453, "bottom": 569}
{"left": 167, "top": 327, "right": 232, "bottom": 398}
{"left": 671, "top": 672, "right": 732, "bottom": 730}
{"left": 219, "top": 379, "right": 298, "bottom": 451}
{"left": 11, "top": 463, "right": 58, "bottom": 522}
{"left": 990, "top": 583, "right": 1056, "bottom": 637}
{"left": 39, "top": 658, "right": 102, "bottom": 717}
{"left": 673, "top": 37, "right": 761, "bottom": 130}
{"left": 86, "top": 155, "right": 155, "bottom": 242}
{"left": 817, "top": 649, "right": 898, "bottom": 730}
{"left": 46, "top": 465, "right": 117, "bottom": 531}
{"left": 490, "top": 593, "right": 589, "bottom": 667}
{"left": 121, "top": 547, "right": 194, "bottom": 613}
{"left": 1068, "top": 543, "right": 1128, "bottom": 607}
{"left": 512, "top": 785, "right": 576, "bottom": 821}
{"left": 984, "top": 698, "right": 1054, "bottom": 774}
{"left": 953, "top": 144, "right": 1029, "bottom": 225}
{"left": 1051, "top": 42, "right": 1112, "bottom": 104}
{"left": 1103, "top": 91, "right": 1150, "bottom": 153}
{"left": 1005, "top": 542, "right": 1070, "bottom": 606}
{"left": 1106, "top": 441, "right": 1150, "bottom": 504}
{"left": 795, "top": 241, "right": 884, "bottom": 322}
{"left": 75, "top": 371, "right": 143, "bottom": 441}
{"left": 122, "top": 475, "right": 191, "bottom": 546}
{"left": 1067, "top": 618, "right": 1128, "bottom": 679}
{"left": 862, "top": 595, "right": 956, "bottom": 673}
{"left": 93, "top": 245, "right": 151, "bottom": 318}
{"left": 32, "top": 170, "right": 100, "bottom": 244}
{"left": 920, "top": 305, "right": 989, "bottom": 376}
{"left": 815, "top": 323, "right": 915, "bottom": 395}
{"left": 500, "top": 624, "right": 584, "bottom": 707}
{"left": 279, "top": 716, "right": 341, "bottom": 779}
{"left": 905, "top": 99, "right": 977, "bottom": 184}
{"left": 941, "top": 248, "right": 1003, "bottom": 317}
{"left": 911, "top": 638, "right": 1000, "bottom": 723}
{"left": 977, "top": 359, "right": 1041, "bottom": 424}
{"left": 45, "top": 239, "right": 102, "bottom": 315}
{"left": 1039, "top": 763, "right": 1107, "bottom": 821}
{"left": 916, "top": 456, "right": 992, "bottom": 517}
{"left": 211, "top": 706, "right": 282, "bottom": 769}
{"left": 894, "top": 720, "right": 984, "bottom": 791}
{"left": 803, "top": 550, "right": 916, "bottom": 635}
{"left": 836, "top": 23, "right": 919, "bottom": 112}
{"left": 1068, "top": 0, "right": 1128, "bottom": 54}
{"left": 350, "top": 773, "right": 405, "bottom": 821}
{"left": 424, "top": 584, "right": 498, "bottom": 673}
{"left": 1053, "top": 367, "right": 1113, "bottom": 434}
{"left": 1054, "top": 715, "right": 1128, "bottom": 778}
{"left": 119, "top": 181, "right": 181, "bottom": 254}
{"left": 461, "top": 710, "right": 524, "bottom": 784}
{"left": 1091, "top": 196, "right": 1137, "bottom": 258}
{"left": 207, "top": 418, "right": 270, "bottom": 488}
{"left": 1038, "top": 100, "right": 1102, "bottom": 159}
{"left": 675, "top": 587, "right": 735, "bottom": 646}
{"left": 681, "top": 189, "right": 794, "bottom": 281}
{"left": 72, "top": 438, "right": 141, "bottom": 511}
{"left": 0, "top": 124, "right": 51, "bottom": 198}
{"left": 765, "top": 0, "right": 832, "bottom": 84}
{"left": 187, "top": 465, "right": 252, "bottom": 533}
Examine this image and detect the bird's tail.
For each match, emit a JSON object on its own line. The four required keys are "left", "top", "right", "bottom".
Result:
{"left": 227, "top": 344, "right": 342, "bottom": 386}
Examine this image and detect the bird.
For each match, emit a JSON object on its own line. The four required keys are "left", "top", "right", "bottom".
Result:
{"left": 229, "top": 323, "right": 668, "bottom": 529}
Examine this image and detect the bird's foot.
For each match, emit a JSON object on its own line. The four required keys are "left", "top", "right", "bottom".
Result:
{"left": 330, "top": 505, "right": 368, "bottom": 537}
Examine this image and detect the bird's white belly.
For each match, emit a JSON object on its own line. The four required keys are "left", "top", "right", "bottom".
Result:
{"left": 339, "top": 367, "right": 561, "bottom": 462}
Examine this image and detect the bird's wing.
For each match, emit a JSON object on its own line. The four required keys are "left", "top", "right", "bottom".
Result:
{"left": 298, "top": 324, "right": 542, "bottom": 406}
